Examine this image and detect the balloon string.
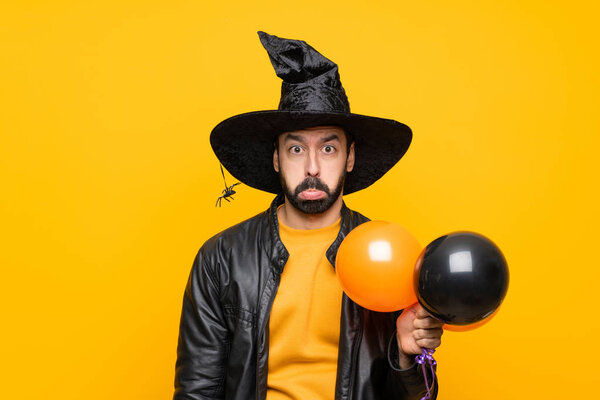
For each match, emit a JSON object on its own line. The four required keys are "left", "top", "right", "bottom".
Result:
{"left": 415, "top": 348, "right": 437, "bottom": 400}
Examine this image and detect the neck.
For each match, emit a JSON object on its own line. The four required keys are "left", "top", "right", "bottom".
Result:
{"left": 277, "top": 194, "right": 344, "bottom": 230}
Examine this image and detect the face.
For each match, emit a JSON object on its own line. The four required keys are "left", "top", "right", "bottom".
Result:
{"left": 273, "top": 126, "right": 355, "bottom": 214}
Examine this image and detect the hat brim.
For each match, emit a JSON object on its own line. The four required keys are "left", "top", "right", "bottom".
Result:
{"left": 210, "top": 110, "right": 412, "bottom": 195}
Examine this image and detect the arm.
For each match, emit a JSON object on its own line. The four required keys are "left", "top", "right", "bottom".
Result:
{"left": 385, "top": 331, "right": 438, "bottom": 400}
{"left": 174, "top": 249, "right": 229, "bottom": 400}
{"left": 384, "top": 304, "right": 443, "bottom": 399}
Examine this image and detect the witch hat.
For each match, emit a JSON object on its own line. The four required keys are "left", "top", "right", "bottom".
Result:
{"left": 210, "top": 31, "right": 412, "bottom": 195}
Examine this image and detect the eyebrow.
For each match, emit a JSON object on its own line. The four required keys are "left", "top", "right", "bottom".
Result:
{"left": 283, "top": 133, "right": 341, "bottom": 144}
{"left": 283, "top": 134, "right": 306, "bottom": 144}
{"left": 320, "top": 134, "right": 341, "bottom": 143}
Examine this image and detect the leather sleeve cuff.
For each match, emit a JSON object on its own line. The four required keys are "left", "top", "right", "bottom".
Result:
{"left": 387, "top": 331, "right": 429, "bottom": 385}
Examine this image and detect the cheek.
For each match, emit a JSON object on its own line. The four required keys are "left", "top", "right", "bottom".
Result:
{"left": 332, "top": 155, "right": 349, "bottom": 172}
{"left": 322, "top": 160, "right": 347, "bottom": 183}
{"left": 279, "top": 161, "right": 304, "bottom": 183}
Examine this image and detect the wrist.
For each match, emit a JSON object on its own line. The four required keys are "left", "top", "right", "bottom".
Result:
{"left": 398, "top": 347, "right": 415, "bottom": 369}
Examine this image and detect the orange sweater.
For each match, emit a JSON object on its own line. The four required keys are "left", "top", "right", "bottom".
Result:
{"left": 266, "top": 214, "right": 343, "bottom": 400}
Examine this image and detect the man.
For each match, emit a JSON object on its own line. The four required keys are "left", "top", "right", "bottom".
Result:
{"left": 174, "top": 32, "right": 443, "bottom": 400}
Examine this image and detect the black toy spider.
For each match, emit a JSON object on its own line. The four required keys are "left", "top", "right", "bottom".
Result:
{"left": 216, "top": 164, "right": 241, "bottom": 207}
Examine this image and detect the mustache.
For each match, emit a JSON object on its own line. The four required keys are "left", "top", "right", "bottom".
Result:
{"left": 293, "top": 177, "right": 331, "bottom": 197}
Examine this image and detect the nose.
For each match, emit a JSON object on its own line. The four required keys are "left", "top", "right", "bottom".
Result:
{"left": 306, "top": 149, "right": 320, "bottom": 177}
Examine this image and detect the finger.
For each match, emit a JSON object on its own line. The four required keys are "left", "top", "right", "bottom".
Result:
{"left": 415, "top": 305, "right": 433, "bottom": 319}
{"left": 413, "top": 328, "right": 444, "bottom": 341}
{"left": 414, "top": 317, "right": 445, "bottom": 329}
{"left": 403, "top": 302, "right": 420, "bottom": 315}
{"left": 415, "top": 337, "right": 442, "bottom": 350}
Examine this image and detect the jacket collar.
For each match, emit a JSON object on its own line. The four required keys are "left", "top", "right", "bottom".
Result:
{"left": 267, "top": 193, "right": 359, "bottom": 273}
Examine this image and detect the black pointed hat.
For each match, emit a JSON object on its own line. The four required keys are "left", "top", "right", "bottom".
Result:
{"left": 210, "top": 31, "right": 412, "bottom": 195}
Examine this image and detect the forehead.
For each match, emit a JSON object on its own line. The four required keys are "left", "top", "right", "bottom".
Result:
{"left": 278, "top": 125, "right": 347, "bottom": 143}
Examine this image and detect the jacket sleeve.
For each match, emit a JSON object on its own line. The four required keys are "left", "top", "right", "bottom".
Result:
{"left": 174, "top": 248, "right": 229, "bottom": 400}
{"left": 385, "top": 331, "right": 438, "bottom": 400}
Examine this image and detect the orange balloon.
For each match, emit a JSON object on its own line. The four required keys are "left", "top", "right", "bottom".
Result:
{"left": 443, "top": 308, "right": 500, "bottom": 332}
{"left": 335, "top": 221, "right": 421, "bottom": 312}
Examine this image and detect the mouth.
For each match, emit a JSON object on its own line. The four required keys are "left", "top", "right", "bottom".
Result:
{"left": 298, "top": 189, "right": 327, "bottom": 200}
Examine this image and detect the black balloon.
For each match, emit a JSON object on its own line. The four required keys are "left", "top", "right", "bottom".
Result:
{"left": 414, "top": 232, "right": 509, "bottom": 325}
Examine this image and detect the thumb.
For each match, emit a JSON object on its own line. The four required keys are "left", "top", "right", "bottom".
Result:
{"left": 403, "top": 302, "right": 420, "bottom": 316}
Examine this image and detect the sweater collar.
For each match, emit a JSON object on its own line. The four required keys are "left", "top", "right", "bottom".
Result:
{"left": 267, "top": 193, "right": 355, "bottom": 272}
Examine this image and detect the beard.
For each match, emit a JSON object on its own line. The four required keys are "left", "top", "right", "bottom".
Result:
{"left": 279, "top": 170, "right": 347, "bottom": 215}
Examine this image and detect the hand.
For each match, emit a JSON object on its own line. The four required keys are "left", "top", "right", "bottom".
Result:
{"left": 396, "top": 303, "right": 444, "bottom": 368}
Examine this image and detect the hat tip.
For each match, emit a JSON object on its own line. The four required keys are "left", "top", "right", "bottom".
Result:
{"left": 257, "top": 30, "right": 273, "bottom": 46}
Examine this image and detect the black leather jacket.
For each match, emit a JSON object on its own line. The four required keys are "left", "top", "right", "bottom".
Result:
{"left": 174, "top": 194, "right": 437, "bottom": 400}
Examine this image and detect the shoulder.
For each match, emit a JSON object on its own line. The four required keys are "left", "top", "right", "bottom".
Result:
{"left": 189, "top": 209, "right": 272, "bottom": 296}
{"left": 342, "top": 203, "right": 371, "bottom": 230}
{"left": 198, "top": 209, "right": 270, "bottom": 260}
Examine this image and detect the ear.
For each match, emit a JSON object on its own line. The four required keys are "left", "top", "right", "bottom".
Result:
{"left": 346, "top": 142, "right": 355, "bottom": 172}
{"left": 273, "top": 148, "right": 280, "bottom": 172}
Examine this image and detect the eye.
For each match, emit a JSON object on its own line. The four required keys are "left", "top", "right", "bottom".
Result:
{"left": 289, "top": 145, "right": 303, "bottom": 154}
{"left": 322, "top": 145, "right": 336, "bottom": 154}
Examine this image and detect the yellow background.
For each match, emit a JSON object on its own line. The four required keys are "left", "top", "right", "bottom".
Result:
{"left": 1, "top": 1, "right": 598, "bottom": 398}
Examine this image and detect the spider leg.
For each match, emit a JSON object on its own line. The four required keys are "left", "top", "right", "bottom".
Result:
{"left": 216, "top": 196, "right": 222, "bottom": 207}
{"left": 224, "top": 196, "right": 231, "bottom": 202}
